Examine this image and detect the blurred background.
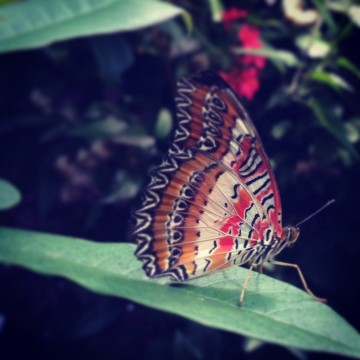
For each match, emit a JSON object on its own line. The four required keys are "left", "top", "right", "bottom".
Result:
{"left": 0, "top": 0, "right": 359, "bottom": 359}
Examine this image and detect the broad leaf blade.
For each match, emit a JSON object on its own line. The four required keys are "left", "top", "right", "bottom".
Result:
{"left": 0, "top": 227, "right": 359, "bottom": 358}
{"left": 0, "top": 0, "right": 183, "bottom": 53}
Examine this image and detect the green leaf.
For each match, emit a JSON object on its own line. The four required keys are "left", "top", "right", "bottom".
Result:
{"left": 326, "top": 0, "right": 352, "bottom": 14}
{"left": 0, "top": 0, "right": 16, "bottom": 5}
{"left": 337, "top": 57, "right": 360, "bottom": 79}
{"left": 310, "top": 0, "right": 338, "bottom": 32}
{"left": 0, "top": 0, "right": 184, "bottom": 53}
{"left": 69, "top": 118, "right": 127, "bottom": 139}
{"left": 155, "top": 108, "right": 173, "bottom": 139}
{"left": 345, "top": 119, "right": 360, "bottom": 143}
{"left": 309, "top": 70, "right": 353, "bottom": 91}
{"left": 207, "top": 0, "right": 224, "bottom": 22}
{"left": 349, "top": 5, "right": 360, "bottom": 26}
{"left": 232, "top": 47, "right": 299, "bottom": 67}
{"left": 1, "top": 227, "right": 360, "bottom": 358}
{"left": 327, "top": 2, "right": 360, "bottom": 28}
{"left": 271, "top": 121, "right": 292, "bottom": 140}
{"left": 180, "top": 11, "right": 193, "bottom": 35}
{"left": 295, "top": 35, "right": 331, "bottom": 58}
{"left": 113, "top": 134, "right": 155, "bottom": 149}
{"left": 0, "top": 179, "right": 21, "bottom": 210}
{"left": 308, "top": 98, "right": 359, "bottom": 159}
{"left": 101, "top": 171, "right": 141, "bottom": 203}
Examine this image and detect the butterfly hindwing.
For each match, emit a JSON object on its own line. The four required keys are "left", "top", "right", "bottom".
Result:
{"left": 135, "top": 150, "right": 265, "bottom": 280}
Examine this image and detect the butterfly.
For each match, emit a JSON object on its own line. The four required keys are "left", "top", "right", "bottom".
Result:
{"left": 133, "top": 70, "right": 325, "bottom": 304}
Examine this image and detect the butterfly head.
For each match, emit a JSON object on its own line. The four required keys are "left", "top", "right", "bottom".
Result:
{"left": 282, "top": 226, "right": 300, "bottom": 248}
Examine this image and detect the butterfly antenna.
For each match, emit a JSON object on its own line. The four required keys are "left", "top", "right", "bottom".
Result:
{"left": 295, "top": 199, "right": 335, "bottom": 227}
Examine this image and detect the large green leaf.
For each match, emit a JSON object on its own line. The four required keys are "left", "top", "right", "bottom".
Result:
{"left": 0, "top": 0, "right": 183, "bottom": 53}
{"left": 0, "top": 227, "right": 359, "bottom": 357}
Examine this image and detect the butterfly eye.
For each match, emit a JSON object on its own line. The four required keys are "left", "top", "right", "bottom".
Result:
{"left": 285, "top": 226, "right": 300, "bottom": 248}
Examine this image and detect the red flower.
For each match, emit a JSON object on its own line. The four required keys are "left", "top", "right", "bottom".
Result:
{"left": 221, "top": 19, "right": 266, "bottom": 100}
{"left": 237, "top": 68, "right": 260, "bottom": 100}
{"left": 242, "top": 54, "right": 266, "bottom": 69}
{"left": 238, "top": 24, "right": 262, "bottom": 48}
{"left": 238, "top": 24, "right": 266, "bottom": 70}
{"left": 219, "top": 67, "right": 260, "bottom": 101}
{"left": 222, "top": 8, "right": 248, "bottom": 23}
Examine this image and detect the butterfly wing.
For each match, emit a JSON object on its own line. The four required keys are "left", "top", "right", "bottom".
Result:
{"left": 173, "top": 70, "right": 282, "bottom": 237}
{"left": 134, "top": 70, "right": 283, "bottom": 281}
{"left": 134, "top": 150, "right": 266, "bottom": 280}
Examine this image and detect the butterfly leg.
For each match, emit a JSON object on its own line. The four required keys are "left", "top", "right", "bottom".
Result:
{"left": 239, "top": 262, "right": 258, "bottom": 305}
{"left": 258, "top": 262, "right": 265, "bottom": 274}
{"left": 270, "top": 260, "right": 326, "bottom": 302}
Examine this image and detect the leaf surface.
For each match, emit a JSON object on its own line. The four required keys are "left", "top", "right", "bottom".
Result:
{"left": 0, "top": 0, "right": 183, "bottom": 53}
{"left": 0, "top": 227, "right": 359, "bottom": 358}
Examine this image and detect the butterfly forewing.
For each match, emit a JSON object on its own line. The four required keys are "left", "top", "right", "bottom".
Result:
{"left": 134, "top": 70, "right": 283, "bottom": 281}
{"left": 174, "top": 70, "right": 282, "bottom": 236}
